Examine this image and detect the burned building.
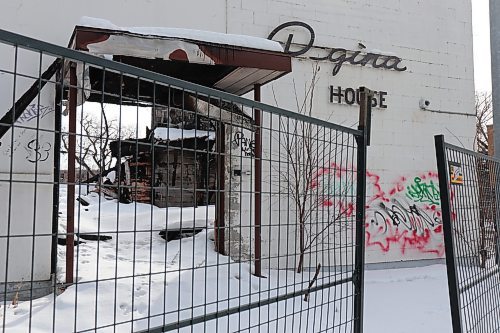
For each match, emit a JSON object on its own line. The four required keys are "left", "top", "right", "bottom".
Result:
{"left": 64, "top": 23, "right": 291, "bottom": 266}
{"left": 109, "top": 92, "right": 254, "bottom": 207}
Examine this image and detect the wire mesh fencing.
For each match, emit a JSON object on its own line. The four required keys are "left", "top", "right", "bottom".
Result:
{"left": 435, "top": 135, "right": 500, "bottom": 333}
{"left": 0, "top": 29, "right": 369, "bottom": 332}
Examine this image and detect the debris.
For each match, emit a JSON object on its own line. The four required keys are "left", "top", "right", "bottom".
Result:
{"left": 57, "top": 238, "right": 85, "bottom": 246}
{"left": 78, "top": 234, "right": 112, "bottom": 241}
{"left": 77, "top": 196, "right": 90, "bottom": 206}
{"left": 159, "top": 228, "right": 204, "bottom": 242}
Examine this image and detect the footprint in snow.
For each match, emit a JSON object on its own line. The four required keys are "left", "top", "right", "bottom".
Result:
{"left": 119, "top": 303, "right": 131, "bottom": 315}
{"left": 134, "top": 288, "right": 147, "bottom": 297}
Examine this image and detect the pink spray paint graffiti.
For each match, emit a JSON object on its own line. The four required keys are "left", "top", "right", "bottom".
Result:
{"left": 366, "top": 172, "right": 444, "bottom": 256}
{"left": 311, "top": 166, "right": 445, "bottom": 256}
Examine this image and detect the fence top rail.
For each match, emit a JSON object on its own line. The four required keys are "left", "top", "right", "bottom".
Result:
{"left": 444, "top": 141, "right": 500, "bottom": 163}
{"left": 0, "top": 28, "right": 362, "bottom": 136}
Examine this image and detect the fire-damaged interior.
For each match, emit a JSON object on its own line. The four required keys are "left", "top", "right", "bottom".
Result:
{"left": 110, "top": 131, "right": 217, "bottom": 208}
{"left": 66, "top": 24, "right": 291, "bottom": 211}
{"left": 108, "top": 89, "right": 252, "bottom": 207}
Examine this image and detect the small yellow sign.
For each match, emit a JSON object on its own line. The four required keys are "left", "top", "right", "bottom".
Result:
{"left": 449, "top": 162, "right": 464, "bottom": 185}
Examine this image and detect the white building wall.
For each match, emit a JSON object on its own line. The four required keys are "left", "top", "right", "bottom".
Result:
{"left": 0, "top": 0, "right": 475, "bottom": 271}
{"left": 226, "top": 0, "right": 475, "bottom": 265}
{"left": 0, "top": 47, "right": 55, "bottom": 283}
{"left": 0, "top": 0, "right": 228, "bottom": 285}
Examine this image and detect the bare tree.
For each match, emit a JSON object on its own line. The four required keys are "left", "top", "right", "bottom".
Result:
{"left": 473, "top": 92, "right": 496, "bottom": 267}
{"left": 475, "top": 91, "right": 492, "bottom": 154}
{"left": 62, "top": 106, "right": 134, "bottom": 178}
{"left": 274, "top": 64, "right": 351, "bottom": 273}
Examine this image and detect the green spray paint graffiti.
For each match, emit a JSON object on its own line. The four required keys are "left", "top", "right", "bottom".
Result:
{"left": 405, "top": 177, "right": 440, "bottom": 205}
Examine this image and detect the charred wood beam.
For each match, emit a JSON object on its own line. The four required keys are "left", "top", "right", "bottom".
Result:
{"left": 81, "top": 166, "right": 115, "bottom": 184}
{"left": 0, "top": 58, "right": 62, "bottom": 142}
{"left": 192, "top": 96, "right": 254, "bottom": 131}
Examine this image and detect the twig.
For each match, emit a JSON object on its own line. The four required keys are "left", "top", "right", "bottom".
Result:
{"left": 304, "top": 263, "right": 321, "bottom": 302}
{"left": 11, "top": 280, "right": 24, "bottom": 308}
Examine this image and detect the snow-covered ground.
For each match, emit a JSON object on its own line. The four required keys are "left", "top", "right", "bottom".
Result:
{"left": 1, "top": 185, "right": 454, "bottom": 332}
{"left": 364, "top": 265, "right": 452, "bottom": 333}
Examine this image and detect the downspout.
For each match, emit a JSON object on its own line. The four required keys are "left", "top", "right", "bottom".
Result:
{"left": 491, "top": 0, "right": 500, "bottom": 158}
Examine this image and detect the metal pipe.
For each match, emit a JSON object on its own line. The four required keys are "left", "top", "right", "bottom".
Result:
{"left": 66, "top": 64, "right": 77, "bottom": 284}
{"left": 491, "top": 0, "right": 500, "bottom": 158}
{"left": 489, "top": 0, "right": 500, "bottom": 268}
{"left": 254, "top": 84, "right": 262, "bottom": 277}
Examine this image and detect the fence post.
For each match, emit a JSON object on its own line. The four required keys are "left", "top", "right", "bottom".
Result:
{"left": 215, "top": 123, "right": 225, "bottom": 255}
{"left": 66, "top": 63, "right": 77, "bottom": 285}
{"left": 493, "top": 161, "right": 500, "bottom": 267}
{"left": 51, "top": 66, "right": 63, "bottom": 278}
{"left": 353, "top": 87, "right": 372, "bottom": 333}
{"left": 254, "top": 84, "right": 262, "bottom": 277}
{"left": 434, "top": 134, "right": 463, "bottom": 333}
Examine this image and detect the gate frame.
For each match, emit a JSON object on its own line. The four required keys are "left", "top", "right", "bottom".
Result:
{"left": 353, "top": 87, "right": 373, "bottom": 333}
{"left": 434, "top": 134, "right": 465, "bottom": 333}
{"left": 0, "top": 28, "right": 371, "bottom": 333}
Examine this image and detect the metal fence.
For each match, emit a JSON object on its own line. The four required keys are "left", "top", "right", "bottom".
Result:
{"left": 0, "top": 29, "right": 370, "bottom": 332}
{"left": 435, "top": 135, "right": 500, "bottom": 333}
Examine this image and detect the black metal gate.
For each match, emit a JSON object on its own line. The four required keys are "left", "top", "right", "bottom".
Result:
{"left": 0, "top": 29, "right": 370, "bottom": 332}
{"left": 435, "top": 135, "right": 500, "bottom": 333}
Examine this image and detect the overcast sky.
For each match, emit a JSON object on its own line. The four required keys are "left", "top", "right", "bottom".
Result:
{"left": 473, "top": 0, "right": 491, "bottom": 92}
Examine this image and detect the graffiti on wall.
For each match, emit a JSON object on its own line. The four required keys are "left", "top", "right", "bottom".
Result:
{"left": 366, "top": 172, "right": 444, "bottom": 256}
{"left": 311, "top": 164, "right": 445, "bottom": 256}
{"left": 24, "top": 137, "right": 52, "bottom": 163}
{"left": 233, "top": 131, "right": 255, "bottom": 157}
{"left": 15, "top": 104, "right": 54, "bottom": 125}
{"left": 0, "top": 104, "right": 54, "bottom": 160}
{"left": 405, "top": 176, "right": 440, "bottom": 205}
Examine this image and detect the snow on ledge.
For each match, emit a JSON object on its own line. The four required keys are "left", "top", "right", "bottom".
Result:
{"left": 78, "top": 16, "right": 284, "bottom": 52}
{"left": 153, "top": 127, "right": 216, "bottom": 141}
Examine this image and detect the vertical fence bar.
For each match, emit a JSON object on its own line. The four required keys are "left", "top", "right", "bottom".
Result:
{"left": 215, "top": 123, "right": 225, "bottom": 255}
{"left": 434, "top": 134, "right": 463, "bottom": 333}
{"left": 66, "top": 64, "right": 77, "bottom": 285}
{"left": 353, "top": 87, "right": 372, "bottom": 333}
{"left": 254, "top": 83, "right": 262, "bottom": 278}
{"left": 51, "top": 65, "right": 62, "bottom": 278}
{"left": 495, "top": 161, "right": 500, "bottom": 267}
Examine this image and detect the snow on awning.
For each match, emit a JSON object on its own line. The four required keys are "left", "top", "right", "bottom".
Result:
{"left": 153, "top": 128, "right": 215, "bottom": 141}
{"left": 78, "top": 17, "right": 283, "bottom": 52}
{"left": 69, "top": 17, "right": 292, "bottom": 96}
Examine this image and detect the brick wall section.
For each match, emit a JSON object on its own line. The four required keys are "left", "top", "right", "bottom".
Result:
{"left": 488, "top": 124, "right": 494, "bottom": 156}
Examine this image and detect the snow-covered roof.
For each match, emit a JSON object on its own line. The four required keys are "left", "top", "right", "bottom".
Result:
{"left": 153, "top": 128, "right": 215, "bottom": 141}
{"left": 78, "top": 16, "right": 283, "bottom": 52}
{"left": 71, "top": 18, "right": 292, "bottom": 97}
